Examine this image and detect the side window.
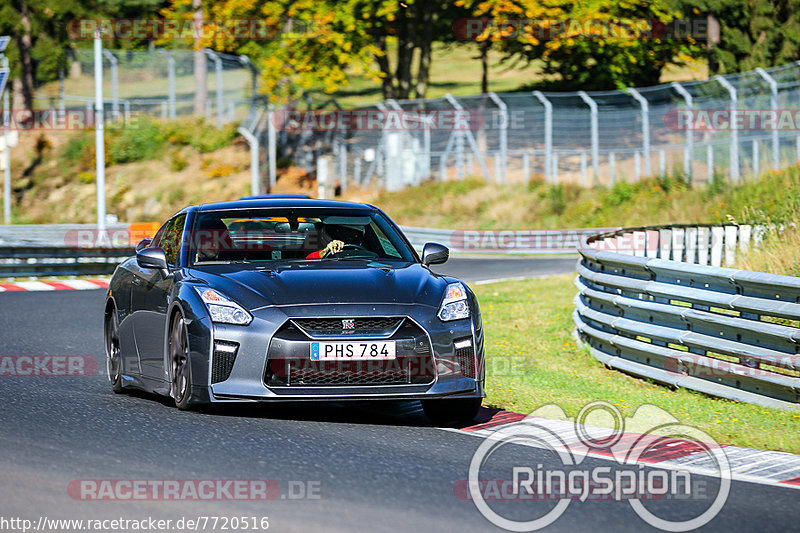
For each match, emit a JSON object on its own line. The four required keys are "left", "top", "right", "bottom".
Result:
{"left": 370, "top": 221, "right": 402, "bottom": 259}
{"left": 160, "top": 214, "right": 187, "bottom": 266}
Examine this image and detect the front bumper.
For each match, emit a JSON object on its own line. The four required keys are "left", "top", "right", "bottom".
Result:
{"left": 196, "top": 303, "right": 485, "bottom": 402}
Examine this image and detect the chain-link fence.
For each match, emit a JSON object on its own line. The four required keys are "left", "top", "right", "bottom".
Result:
{"left": 35, "top": 48, "right": 258, "bottom": 127}
{"left": 260, "top": 61, "right": 800, "bottom": 192}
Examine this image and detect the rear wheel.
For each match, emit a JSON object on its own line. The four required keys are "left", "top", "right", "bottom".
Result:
{"left": 169, "top": 312, "right": 192, "bottom": 410}
{"left": 104, "top": 308, "right": 124, "bottom": 393}
{"left": 422, "top": 397, "right": 482, "bottom": 425}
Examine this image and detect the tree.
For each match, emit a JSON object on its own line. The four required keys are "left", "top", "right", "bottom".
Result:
{"left": 0, "top": 0, "right": 162, "bottom": 110}
{"left": 679, "top": 0, "right": 800, "bottom": 74}
{"left": 461, "top": 0, "right": 701, "bottom": 91}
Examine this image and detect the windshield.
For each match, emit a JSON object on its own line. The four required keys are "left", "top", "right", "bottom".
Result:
{"left": 188, "top": 207, "right": 416, "bottom": 265}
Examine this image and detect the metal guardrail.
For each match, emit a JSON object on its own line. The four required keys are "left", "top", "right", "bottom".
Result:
{"left": 574, "top": 224, "right": 800, "bottom": 410}
{"left": 0, "top": 246, "right": 133, "bottom": 277}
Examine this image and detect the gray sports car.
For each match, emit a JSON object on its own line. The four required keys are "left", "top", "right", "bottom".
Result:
{"left": 104, "top": 198, "right": 485, "bottom": 423}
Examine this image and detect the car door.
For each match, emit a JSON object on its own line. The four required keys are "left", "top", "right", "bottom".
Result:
{"left": 132, "top": 214, "right": 185, "bottom": 380}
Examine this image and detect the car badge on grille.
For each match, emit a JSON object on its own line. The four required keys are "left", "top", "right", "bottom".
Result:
{"left": 342, "top": 319, "right": 355, "bottom": 330}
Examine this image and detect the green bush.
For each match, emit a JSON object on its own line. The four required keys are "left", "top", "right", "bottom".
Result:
{"left": 108, "top": 117, "right": 166, "bottom": 164}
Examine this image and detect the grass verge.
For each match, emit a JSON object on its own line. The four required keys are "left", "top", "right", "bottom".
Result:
{"left": 472, "top": 274, "right": 800, "bottom": 454}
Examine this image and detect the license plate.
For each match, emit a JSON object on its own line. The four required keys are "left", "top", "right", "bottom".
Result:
{"left": 310, "top": 341, "right": 396, "bottom": 361}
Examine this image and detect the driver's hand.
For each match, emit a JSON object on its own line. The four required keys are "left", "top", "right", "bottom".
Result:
{"left": 320, "top": 240, "right": 345, "bottom": 257}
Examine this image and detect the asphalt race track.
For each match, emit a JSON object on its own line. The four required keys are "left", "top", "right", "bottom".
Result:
{"left": 1, "top": 257, "right": 798, "bottom": 532}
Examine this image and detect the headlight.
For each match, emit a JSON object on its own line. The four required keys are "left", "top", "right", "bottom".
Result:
{"left": 438, "top": 282, "right": 470, "bottom": 321}
{"left": 194, "top": 287, "right": 252, "bottom": 325}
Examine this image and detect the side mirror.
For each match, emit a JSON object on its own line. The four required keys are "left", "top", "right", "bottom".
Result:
{"left": 422, "top": 242, "right": 449, "bottom": 266}
{"left": 135, "top": 238, "right": 152, "bottom": 252}
{"left": 136, "top": 246, "right": 170, "bottom": 277}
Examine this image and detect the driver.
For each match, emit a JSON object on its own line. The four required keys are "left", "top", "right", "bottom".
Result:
{"left": 305, "top": 224, "right": 363, "bottom": 259}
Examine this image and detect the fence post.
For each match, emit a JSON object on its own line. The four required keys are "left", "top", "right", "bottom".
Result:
{"left": 707, "top": 144, "right": 714, "bottom": 180}
{"left": 752, "top": 139, "right": 759, "bottom": 178}
{"left": 715, "top": 75, "right": 739, "bottom": 181}
{"left": 317, "top": 156, "right": 328, "bottom": 199}
{"left": 522, "top": 153, "right": 529, "bottom": 185}
{"left": 578, "top": 91, "right": 599, "bottom": 183}
{"left": 627, "top": 88, "right": 651, "bottom": 176}
{"left": 488, "top": 93, "right": 507, "bottom": 184}
{"left": 102, "top": 50, "right": 119, "bottom": 121}
{"left": 158, "top": 49, "right": 176, "bottom": 119}
{"left": 755, "top": 67, "right": 779, "bottom": 169}
{"left": 609, "top": 152, "right": 615, "bottom": 185}
{"left": 532, "top": 91, "right": 552, "bottom": 184}
{"left": 580, "top": 152, "right": 587, "bottom": 186}
{"left": 339, "top": 139, "right": 347, "bottom": 193}
{"left": 267, "top": 104, "right": 277, "bottom": 191}
{"left": 671, "top": 82, "right": 693, "bottom": 181}
{"left": 206, "top": 50, "right": 224, "bottom": 128}
{"left": 552, "top": 152, "right": 559, "bottom": 184}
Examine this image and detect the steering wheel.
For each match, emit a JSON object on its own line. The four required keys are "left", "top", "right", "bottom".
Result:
{"left": 328, "top": 243, "right": 373, "bottom": 258}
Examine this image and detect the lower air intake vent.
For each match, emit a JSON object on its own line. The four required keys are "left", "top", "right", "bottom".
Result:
{"left": 211, "top": 342, "right": 238, "bottom": 384}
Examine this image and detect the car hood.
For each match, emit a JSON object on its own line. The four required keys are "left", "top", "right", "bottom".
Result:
{"left": 190, "top": 261, "right": 450, "bottom": 309}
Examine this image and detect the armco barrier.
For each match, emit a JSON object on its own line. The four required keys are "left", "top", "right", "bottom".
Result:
{"left": 0, "top": 223, "right": 158, "bottom": 278}
{"left": 401, "top": 226, "right": 615, "bottom": 254}
{"left": 574, "top": 224, "right": 800, "bottom": 410}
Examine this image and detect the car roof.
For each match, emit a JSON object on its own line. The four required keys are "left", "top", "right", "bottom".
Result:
{"left": 190, "top": 198, "right": 375, "bottom": 212}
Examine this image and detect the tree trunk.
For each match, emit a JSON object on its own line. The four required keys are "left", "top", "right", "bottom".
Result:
{"left": 480, "top": 40, "right": 490, "bottom": 94}
{"left": 12, "top": 79, "right": 25, "bottom": 112}
{"left": 394, "top": 9, "right": 415, "bottom": 100}
{"left": 193, "top": 0, "right": 207, "bottom": 116}
{"left": 375, "top": 34, "right": 394, "bottom": 100}
{"left": 14, "top": 1, "right": 35, "bottom": 110}
{"left": 707, "top": 12, "right": 720, "bottom": 74}
{"left": 414, "top": 4, "right": 434, "bottom": 99}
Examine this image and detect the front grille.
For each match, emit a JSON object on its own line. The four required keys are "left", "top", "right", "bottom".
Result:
{"left": 266, "top": 357, "right": 434, "bottom": 387}
{"left": 211, "top": 342, "right": 238, "bottom": 384}
{"left": 292, "top": 317, "right": 404, "bottom": 338}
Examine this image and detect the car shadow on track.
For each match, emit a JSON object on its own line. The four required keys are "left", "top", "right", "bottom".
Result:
{"left": 119, "top": 388, "right": 503, "bottom": 430}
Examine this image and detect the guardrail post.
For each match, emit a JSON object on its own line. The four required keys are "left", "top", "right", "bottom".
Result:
{"left": 755, "top": 67, "right": 779, "bottom": 169}
{"left": 628, "top": 88, "right": 651, "bottom": 176}
{"left": 671, "top": 82, "right": 693, "bottom": 180}
{"left": 488, "top": 93, "right": 508, "bottom": 184}
{"left": 578, "top": 91, "right": 599, "bottom": 184}
{"left": 532, "top": 91, "right": 553, "bottom": 184}
{"left": 715, "top": 76, "right": 739, "bottom": 181}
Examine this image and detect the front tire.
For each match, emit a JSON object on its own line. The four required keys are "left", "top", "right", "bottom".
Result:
{"left": 169, "top": 312, "right": 192, "bottom": 410}
{"left": 422, "top": 397, "right": 482, "bottom": 425}
{"left": 104, "top": 308, "right": 124, "bottom": 393}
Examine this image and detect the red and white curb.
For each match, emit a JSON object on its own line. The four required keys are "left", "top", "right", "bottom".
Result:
{"left": 447, "top": 408, "right": 800, "bottom": 490}
{"left": 0, "top": 279, "right": 109, "bottom": 292}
